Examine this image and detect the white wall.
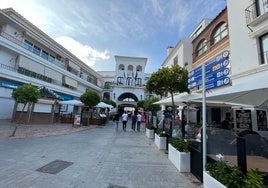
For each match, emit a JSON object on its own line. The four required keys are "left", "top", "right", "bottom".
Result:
{"left": 0, "top": 87, "right": 15, "bottom": 119}
{"left": 227, "top": 0, "right": 261, "bottom": 76}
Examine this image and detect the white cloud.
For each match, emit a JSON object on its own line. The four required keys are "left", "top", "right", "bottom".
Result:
{"left": 55, "top": 36, "right": 110, "bottom": 67}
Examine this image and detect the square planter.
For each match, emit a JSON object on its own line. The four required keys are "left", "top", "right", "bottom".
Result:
{"left": 203, "top": 171, "right": 226, "bottom": 188}
{"left": 154, "top": 133, "right": 166, "bottom": 150}
{"left": 146, "top": 128, "right": 154, "bottom": 139}
{"left": 168, "top": 144, "right": 190, "bottom": 172}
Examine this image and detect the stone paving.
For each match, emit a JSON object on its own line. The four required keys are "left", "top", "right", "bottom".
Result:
{"left": 0, "top": 119, "right": 202, "bottom": 188}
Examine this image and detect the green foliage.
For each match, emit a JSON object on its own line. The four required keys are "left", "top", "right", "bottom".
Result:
{"left": 12, "top": 84, "right": 40, "bottom": 104}
{"left": 146, "top": 65, "right": 189, "bottom": 130}
{"left": 102, "top": 99, "right": 116, "bottom": 107}
{"left": 169, "top": 138, "right": 189, "bottom": 153}
{"left": 155, "top": 128, "right": 166, "bottom": 137}
{"left": 143, "top": 97, "right": 161, "bottom": 115}
{"left": 243, "top": 169, "right": 264, "bottom": 188}
{"left": 206, "top": 161, "right": 265, "bottom": 188}
{"left": 146, "top": 123, "right": 155, "bottom": 130}
{"left": 146, "top": 65, "right": 189, "bottom": 96}
{"left": 80, "top": 90, "right": 100, "bottom": 107}
{"left": 137, "top": 100, "right": 145, "bottom": 109}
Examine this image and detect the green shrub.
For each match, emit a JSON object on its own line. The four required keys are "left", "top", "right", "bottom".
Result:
{"left": 155, "top": 128, "right": 166, "bottom": 137}
{"left": 206, "top": 161, "right": 265, "bottom": 188}
{"left": 169, "top": 138, "right": 189, "bottom": 153}
{"left": 146, "top": 123, "right": 155, "bottom": 130}
{"left": 244, "top": 168, "right": 264, "bottom": 188}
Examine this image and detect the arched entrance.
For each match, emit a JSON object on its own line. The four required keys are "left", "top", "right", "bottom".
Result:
{"left": 117, "top": 92, "right": 139, "bottom": 114}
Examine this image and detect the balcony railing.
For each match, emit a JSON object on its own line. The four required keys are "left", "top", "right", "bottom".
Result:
{"left": 0, "top": 31, "right": 100, "bottom": 88}
{"left": 245, "top": 0, "right": 268, "bottom": 24}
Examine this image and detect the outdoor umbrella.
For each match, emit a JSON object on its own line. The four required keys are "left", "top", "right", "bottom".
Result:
{"left": 96, "top": 102, "right": 111, "bottom": 108}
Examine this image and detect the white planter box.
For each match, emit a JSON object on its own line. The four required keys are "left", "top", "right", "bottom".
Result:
{"left": 154, "top": 133, "right": 166, "bottom": 150}
{"left": 146, "top": 128, "right": 154, "bottom": 139}
{"left": 168, "top": 144, "right": 190, "bottom": 172}
{"left": 203, "top": 171, "right": 226, "bottom": 188}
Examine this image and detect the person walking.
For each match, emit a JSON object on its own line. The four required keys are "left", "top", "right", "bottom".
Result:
{"left": 121, "top": 111, "right": 128, "bottom": 131}
{"left": 137, "top": 112, "right": 142, "bottom": 132}
{"left": 131, "top": 112, "right": 137, "bottom": 131}
{"left": 113, "top": 112, "right": 120, "bottom": 132}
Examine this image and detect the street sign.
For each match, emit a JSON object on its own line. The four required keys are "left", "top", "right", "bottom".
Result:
{"left": 188, "top": 50, "right": 230, "bottom": 90}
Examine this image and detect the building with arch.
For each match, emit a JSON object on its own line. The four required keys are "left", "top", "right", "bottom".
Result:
{"left": 99, "top": 55, "right": 152, "bottom": 112}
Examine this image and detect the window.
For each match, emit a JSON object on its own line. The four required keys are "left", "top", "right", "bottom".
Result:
{"left": 48, "top": 55, "right": 55, "bottom": 63}
{"left": 260, "top": 33, "right": 268, "bottom": 64}
{"left": 41, "top": 50, "right": 49, "bottom": 60}
{"left": 211, "top": 22, "right": 228, "bottom": 45}
{"left": 256, "top": 0, "right": 268, "bottom": 16}
{"left": 173, "top": 56, "right": 178, "bottom": 65}
{"left": 104, "top": 82, "right": 111, "bottom": 89}
{"left": 117, "top": 77, "right": 124, "bottom": 84}
{"left": 196, "top": 39, "right": 207, "bottom": 56}
{"left": 119, "top": 64, "right": 124, "bottom": 70}
{"left": 33, "top": 45, "right": 41, "bottom": 56}
{"left": 23, "top": 40, "right": 33, "bottom": 50}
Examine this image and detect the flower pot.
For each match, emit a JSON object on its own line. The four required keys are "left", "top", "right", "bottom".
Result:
{"left": 146, "top": 128, "right": 154, "bottom": 139}
{"left": 168, "top": 144, "right": 190, "bottom": 172}
{"left": 154, "top": 133, "right": 166, "bottom": 150}
{"left": 203, "top": 171, "right": 226, "bottom": 188}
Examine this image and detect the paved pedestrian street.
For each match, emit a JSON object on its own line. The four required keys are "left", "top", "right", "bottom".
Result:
{"left": 0, "top": 121, "right": 201, "bottom": 188}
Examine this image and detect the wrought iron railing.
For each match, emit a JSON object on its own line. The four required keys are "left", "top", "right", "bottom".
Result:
{"left": 245, "top": 0, "right": 268, "bottom": 24}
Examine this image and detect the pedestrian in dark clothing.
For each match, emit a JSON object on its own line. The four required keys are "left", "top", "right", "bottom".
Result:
{"left": 131, "top": 112, "right": 137, "bottom": 131}
{"left": 113, "top": 112, "right": 120, "bottom": 132}
{"left": 221, "top": 118, "right": 230, "bottom": 130}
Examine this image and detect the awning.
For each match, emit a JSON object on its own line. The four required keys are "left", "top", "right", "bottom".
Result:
{"left": 68, "top": 61, "right": 80, "bottom": 72}
{"left": 203, "top": 74, "right": 268, "bottom": 107}
{"left": 59, "top": 99, "right": 83, "bottom": 106}
{"left": 96, "top": 102, "right": 112, "bottom": 108}
{"left": 19, "top": 55, "right": 44, "bottom": 75}
{"left": 44, "top": 67, "right": 62, "bottom": 81}
{"left": 64, "top": 76, "right": 78, "bottom": 88}
{"left": 154, "top": 92, "right": 201, "bottom": 106}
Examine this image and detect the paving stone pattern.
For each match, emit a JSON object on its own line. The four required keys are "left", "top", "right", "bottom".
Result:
{"left": 0, "top": 120, "right": 202, "bottom": 188}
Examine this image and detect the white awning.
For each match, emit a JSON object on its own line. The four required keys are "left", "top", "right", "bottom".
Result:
{"left": 154, "top": 92, "right": 201, "bottom": 106}
{"left": 64, "top": 76, "right": 77, "bottom": 88}
{"left": 203, "top": 74, "right": 268, "bottom": 107}
{"left": 69, "top": 61, "right": 80, "bottom": 71}
{"left": 44, "top": 67, "right": 62, "bottom": 81}
{"left": 19, "top": 55, "right": 44, "bottom": 75}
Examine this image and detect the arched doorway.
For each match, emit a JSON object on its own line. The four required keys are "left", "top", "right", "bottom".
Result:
{"left": 117, "top": 92, "right": 139, "bottom": 114}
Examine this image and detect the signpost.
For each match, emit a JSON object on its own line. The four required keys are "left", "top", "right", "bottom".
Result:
{"left": 188, "top": 50, "right": 230, "bottom": 173}
{"left": 188, "top": 50, "right": 230, "bottom": 91}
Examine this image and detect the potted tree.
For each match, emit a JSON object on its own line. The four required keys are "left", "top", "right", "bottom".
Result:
{"left": 154, "top": 128, "right": 166, "bottom": 150}
{"left": 146, "top": 123, "right": 155, "bottom": 139}
{"left": 168, "top": 137, "right": 190, "bottom": 172}
{"left": 205, "top": 161, "right": 264, "bottom": 188}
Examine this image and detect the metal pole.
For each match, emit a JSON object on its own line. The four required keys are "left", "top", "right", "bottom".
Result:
{"left": 202, "top": 63, "right": 207, "bottom": 171}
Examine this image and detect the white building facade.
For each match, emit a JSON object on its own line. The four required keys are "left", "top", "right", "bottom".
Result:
{"left": 0, "top": 8, "right": 102, "bottom": 120}
{"left": 99, "top": 56, "right": 152, "bottom": 112}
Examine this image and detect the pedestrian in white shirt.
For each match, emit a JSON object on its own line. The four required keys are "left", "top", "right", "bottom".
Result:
{"left": 137, "top": 112, "right": 142, "bottom": 132}
{"left": 121, "top": 111, "right": 128, "bottom": 131}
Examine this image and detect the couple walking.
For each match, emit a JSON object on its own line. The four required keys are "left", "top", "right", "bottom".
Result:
{"left": 131, "top": 112, "right": 142, "bottom": 132}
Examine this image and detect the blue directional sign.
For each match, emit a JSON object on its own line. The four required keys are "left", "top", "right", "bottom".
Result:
{"left": 188, "top": 50, "right": 230, "bottom": 90}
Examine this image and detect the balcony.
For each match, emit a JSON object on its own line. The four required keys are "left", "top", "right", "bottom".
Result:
{"left": 245, "top": 1, "right": 268, "bottom": 27}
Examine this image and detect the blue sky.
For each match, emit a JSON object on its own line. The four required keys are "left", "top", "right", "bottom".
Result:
{"left": 0, "top": 0, "right": 226, "bottom": 73}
